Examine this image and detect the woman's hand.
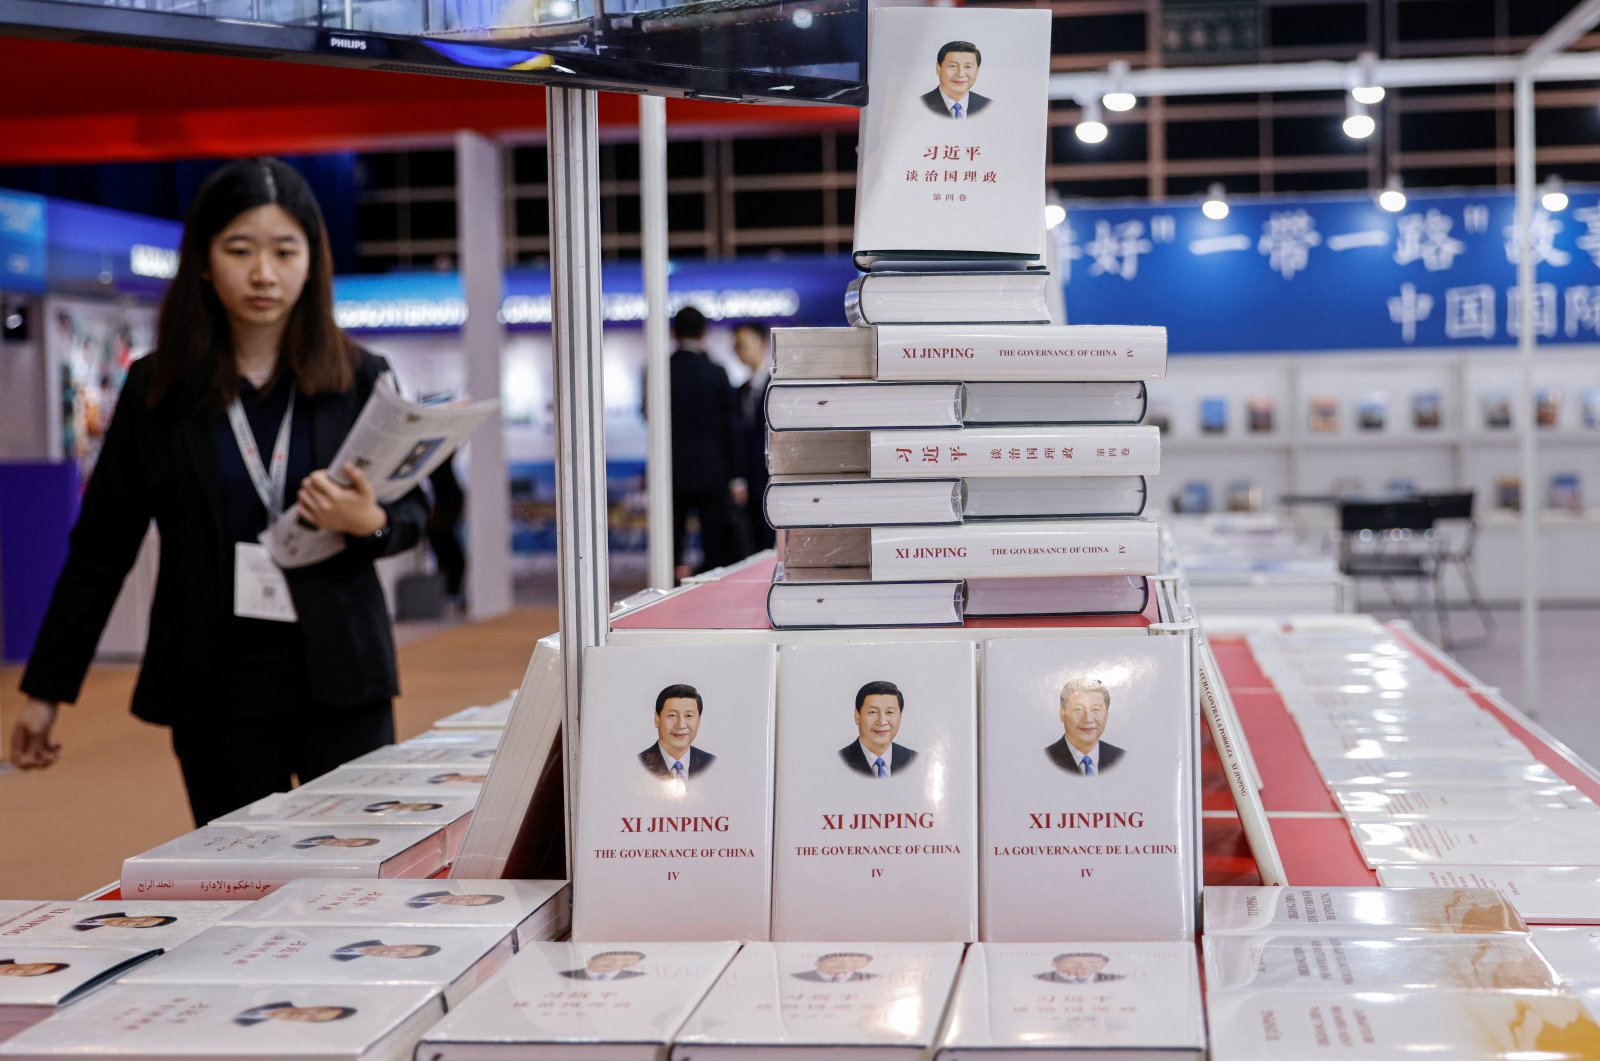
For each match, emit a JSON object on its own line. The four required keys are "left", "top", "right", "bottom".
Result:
{"left": 296, "top": 463, "right": 387, "bottom": 537}
{"left": 10, "top": 698, "right": 61, "bottom": 769}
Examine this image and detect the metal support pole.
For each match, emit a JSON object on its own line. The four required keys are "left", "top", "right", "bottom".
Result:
{"left": 1512, "top": 73, "right": 1539, "bottom": 716}
{"left": 547, "top": 87, "right": 612, "bottom": 760}
{"left": 640, "top": 95, "right": 674, "bottom": 591}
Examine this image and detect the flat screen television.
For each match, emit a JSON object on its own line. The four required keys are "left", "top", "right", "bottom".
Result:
{"left": 0, "top": 0, "right": 867, "bottom": 105}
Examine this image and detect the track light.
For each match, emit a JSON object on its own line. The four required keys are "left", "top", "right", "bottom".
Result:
{"left": 1202, "top": 183, "right": 1229, "bottom": 221}
{"left": 1378, "top": 177, "right": 1406, "bottom": 213}
{"left": 1343, "top": 97, "right": 1375, "bottom": 140}
{"left": 1076, "top": 97, "right": 1108, "bottom": 144}
{"left": 1102, "top": 59, "right": 1136, "bottom": 113}
{"left": 1541, "top": 176, "right": 1569, "bottom": 213}
{"left": 1044, "top": 204, "right": 1067, "bottom": 230}
{"left": 1350, "top": 50, "right": 1385, "bottom": 105}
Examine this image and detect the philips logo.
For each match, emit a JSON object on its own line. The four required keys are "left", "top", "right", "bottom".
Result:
{"left": 329, "top": 36, "right": 367, "bottom": 50}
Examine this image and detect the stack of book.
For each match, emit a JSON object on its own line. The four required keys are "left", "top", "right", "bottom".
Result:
{"left": 764, "top": 7, "right": 1162, "bottom": 628}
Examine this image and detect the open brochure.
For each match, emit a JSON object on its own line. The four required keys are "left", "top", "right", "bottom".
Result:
{"left": 267, "top": 383, "right": 497, "bottom": 568}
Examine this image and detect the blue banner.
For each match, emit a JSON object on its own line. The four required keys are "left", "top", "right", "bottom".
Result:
{"left": 0, "top": 190, "right": 47, "bottom": 294}
{"left": 1057, "top": 188, "right": 1600, "bottom": 353}
{"left": 45, "top": 200, "right": 182, "bottom": 298}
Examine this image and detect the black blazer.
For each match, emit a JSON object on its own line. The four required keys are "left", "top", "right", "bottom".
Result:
{"left": 839, "top": 742, "right": 918, "bottom": 776}
{"left": 639, "top": 744, "right": 716, "bottom": 779}
{"left": 668, "top": 348, "right": 738, "bottom": 493}
{"left": 1045, "top": 737, "right": 1125, "bottom": 775}
{"left": 921, "top": 88, "right": 992, "bottom": 117}
{"left": 21, "top": 352, "right": 429, "bottom": 725}
{"left": 735, "top": 376, "right": 770, "bottom": 499}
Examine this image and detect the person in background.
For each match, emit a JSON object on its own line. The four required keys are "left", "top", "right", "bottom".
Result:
{"left": 731, "top": 320, "right": 775, "bottom": 554}
{"left": 667, "top": 306, "right": 742, "bottom": 581}
{"left": 427, "top": 456, "right": 467, "bottom": 608}
{"left": 9, "top": 157, "right": 429, "bottom": 826}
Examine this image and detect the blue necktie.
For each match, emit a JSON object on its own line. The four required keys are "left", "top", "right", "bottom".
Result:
{"left": 1081, "top": 755, "right": 1095, "bottom": 776}
{"left": 672, "top": 761, "right": 685, "bottom": 781}
{"left": 874, "top": 756, "right": 887, "bottom": 778}
{"left": 952, "top": 102, "right": 963, "bottom": 119}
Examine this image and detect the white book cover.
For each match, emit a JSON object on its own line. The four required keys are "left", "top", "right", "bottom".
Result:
{"left": 416, "top": 940, "right": 739, "bottom": 1060}
{"left": 1304, "top": 731, "right": 1531, "bottom": 763}
{"left": 220, "top": 879, "right": 569, "bottom": 950}
{"left": 1204, "top": 933, "right": 1562, "bottom": 994}
{"left": 0, "top": 901, "right": 247, "bottom": 949}
{"left": 670, "top": 941, "right": 964, "bottom": 1058}
{"left": 294, "top": 768, "right": 489, "bottom": 796}
{"left": 766, "top": 382, "right": 962, "bottom": 431}
{"left": 980, "top": 636, "right": 1196, "bottom": 942}
{"left": 1252, "top": 659, "right": 1455, "bottom": 691}
{"left": 120, "top": 826, "right": 446, "bottom": 902}
{"left": 402, "top": 729, "right": 505, "bottom": 746}
{"left": 770, "top": 325, "right": 1168, "bottom": 383}
{"left": 433, "top": 699, "right": 514, "bottom": 730}
{"left": 1333, "top": 785, "right": 1597, "bottom": 820}
{"left": 0, "top": 982, "right": 444, "bottom": 1060}
{"left": 935, "top": 941, "right": 1204, "bottom": 1059}
{"left": 867, "top": 519, "right": 1159, "bottom": 579}
{"left": 1316, "top": 758, "right": 1563, "bottom": 789}
{"left": 868, "top": 426, "right": 1159, "bottom": 479}
{"left": 118, "top": 924, "right": 513, "bottom": 1010}
{"left": 1205, "top": 989, "right": 1600, "bottom": 1060}
{"left": 342, "top": 738, "right": 499, "bottom": 770}
{"left": 1275, "top": 686, "right": 1482, "bottom": 719}
{"left": 852, "top": 7, "right": 1050, "bottom": 266}
{"left": 572, "top": 644, "right": 777, "bottom": 941}
{"left": 1531, "top": 926, "right": 1600, "bottom": 987}
{"left": 771, "top": 642, "right": 978, "bottom": 941}
{"left": 1378, "top": 866, "right": 1600, "bottom": 925}
{"left": 1351, "top": 817, "right": 1600, "bottom": 867}
{"left": 1203, "top": 886, "right": 1528, "bottom": 935}
{"left": 1288, "top": 710, "right": 1510, "bottom": 739}
{"left": 0, "top": 946, "right": 160, "bottom": 1012}
{"left": 211, "top": 792, "right": 477, "bottom": 861}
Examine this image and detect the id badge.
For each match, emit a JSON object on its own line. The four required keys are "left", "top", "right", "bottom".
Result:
{"left": 234, "top": 541, "right": 299, "bottom": 623}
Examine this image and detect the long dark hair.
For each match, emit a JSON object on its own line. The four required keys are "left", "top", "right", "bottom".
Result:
{"left": 146, "top": 157, "right": 354, "bottom": 409}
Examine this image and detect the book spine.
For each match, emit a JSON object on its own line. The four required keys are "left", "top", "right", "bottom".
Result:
{"left": 876, "top": 327, "right": 1167, "bottom": 382}
{"left": 870, "top": 520, "right": 1158, "bottom": 578}
{"left": 869, "top": 427, "right": 1161, "bottom": 478}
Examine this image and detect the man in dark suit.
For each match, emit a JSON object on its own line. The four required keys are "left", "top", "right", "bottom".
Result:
{"left": 560, "top": 951, "right": 646, "bottom": 980}
{"left": 666, "top": 306, "right": 742, "bottom": 581}
{"left": 1045, "top": 677, "right": 1125, "bottom": 776}
{"left": 839, "top": 680, "right": 918, "bottom": 778}
{"left": 793, "top": 952, "right": 876, "bottom": 983}
{"left": 640, "top": 684, "right": 716, "bottom": 781}
{"left": 922, "top": 41, "right": 991, "bottom": 118}
{"left": 1037, "top": 952, "right": 1126, "bottom": 984}
{"left": 732, "top": 320, "right": 774, "bottom": 553}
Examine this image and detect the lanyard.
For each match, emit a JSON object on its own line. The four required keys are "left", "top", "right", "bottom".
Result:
{"left": 225, "top": 389, "right": 296, "bottom": 518}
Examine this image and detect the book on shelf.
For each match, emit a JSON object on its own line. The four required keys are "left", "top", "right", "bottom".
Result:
{"left": 414, "top": 941, "right": 739, "bottom": 1061}
{"left": 1536, "top": 386, "right": 1563, "bottom": 428}
{"left": 767, "top": 425, "right": 1161, "bottom": 478}
{"left": 1205, "top": 989, "right": 1600, "bottom": 1060}
{"left": 1246, "top": 396, "right": 1275, "bottom": 434}
{"left": 1584, "top": 387, "right": 1600, "bottom": 429}
{"left": 1202, "top": 886, "right": 1528, "bottom": 936}
{"left": 771, "top": 642, "right": 978, "bottom": 941}
{"left": 1173, "top": 481, "right": 1211, "bottom": 514}
{"left": 0, "top": 982, "right": 444, "bottom": 1060}
{"left": 770, "top": 325, "right": 1168, "bottom": 382}
{"left": 979, "top": 635, "right": 1197, "bottom": 942}
{"left": 294, "top": 766, "right": 489, "bottom": 797}
{"left": 571, "top": 643, "right": 777, "bottom": 941}
{"left": 1225, "top": 479, "right": 1262, "bottom": 513}
{"left": 1357, "top": 392, "right": 1389, "bottom": 431}
{"left": 1199, "top": 397, "right": 1228, "bottom": 435}
{"left": 119, "top": 825, "right": 447, "bottom": 902}
{"left": 1332, "top": 784, "right": 1596, "bottom": 820}
{"left": 1496, "top": 474, "right": 1522, "bottom": 511}
{"left": 0, "top": 946, "right": 162, "bottom": 1041}
{"left": 851, "top": 6, "right": 1050, "bottom": 269}
{"left": 1549, "top": 473, "right": 1582, "bottom": 513}
{"left": 765, "top": 380, "right": 1149, "bottom": 431}
{"left": 1204, "top": 932, "right": 1562, "bottom": 994}
{"left": 0, "top": 901, "right": 247, "bottom": 949}
{"left": 1413, "top": 389, "right": 1443, "bottom": 429}
{"left": 776, "top": 519, "right": 1160, "bottom": 579}
{"left": 341, "top": 735, "right": 499, "bottom": 769}
{"left": 221, "top": 879, "right": 570, "bottom": 951}
{"left": 1307, "top": 395, "right": 1340, "bottom": 433}
{"left": 1377, "top": 866, "right": 1600, "bottom": 925}
{"left": 1350, "top": 817, "right": 1600, "bottom": 867}
{"left": 210, "top": 790, "right": 478, "bottom": 862}
{"left": 764, "top": 474, "right": 1148, "bottom": 528}
{"left": 1482, "top": 390, "right": 1514, "bottom": 429}
{"left": 934, "top": 941, "right": 1205, "bottom": 1060}
{"left": 669, "top": 941, "right": 965, "bottom": 1059}
{"left": 764, "top": 569, "right": 1151, "bottom": 629}
{"left": 844, "top": 271, "right": 1053, "bottom": 326}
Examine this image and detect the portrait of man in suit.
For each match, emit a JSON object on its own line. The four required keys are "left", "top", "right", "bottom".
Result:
{"left": 293, "top": 835, "right": 381, "bottom": 849}
{"left": 331, "top": 940, "right": 441, "bottom": 962}
{"left": 1045, "top": 677, "right": 1124, "bottom": 776}
{"left": 922, "top": 41, "right": 990, "bottom": 119}
{"left": 840, "top": 680, "right": 918, "bottom": 779}
{"left": 639, "top": 684, "right": 716, "bottom": 782}
{"left": 72, "top": 913, "right": 177, "bottom": 931}
{"left": 793, "top": 952, "right": 876, "bottom": 983}
{"left": 1037, "top": 952, "right": 1126, "bottom": 984}
{"left": 363, "top": 800, "right": 444, "bottom": 814}
{"left": 234, "top": 1002, "right": 355, "bottom": 1026}
{"left": 406, "top": 891, "right": 504, "bottom": 909}
{"left": 0, "top": 960, "right": 68, "bottom": 977}
{"left": 561, "top": 951, "right": 646, "bottom": 981}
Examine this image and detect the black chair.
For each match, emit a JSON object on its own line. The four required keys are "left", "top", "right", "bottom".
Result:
{"left": 1337, "top": 498, "right": 1447, "bottom": 641}
{"left": 1420, "top": 490, "right": 1493, "bottom": 647}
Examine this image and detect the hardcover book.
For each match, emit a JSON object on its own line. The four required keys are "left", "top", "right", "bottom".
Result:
{"left": 341, "top": 735, "right": 499, "bottom": 770}
{"left": 1316, "top": 759, "right": 1564, "bottom": 790}
{"left": 433, "top": 697, "right": 515, "bottom": 730}
{"left": 669, "top": 941, "right": 965, "bottom": 1059}
{"left": 844, "top": 272, "right": 1052, "bottom": 326}
{"left": 1536, "top": 386, "right": 1562, "bottom": 428}
{"left": 210, "top": 791, "right": 478, "bottom": 862}
{"left": 1301, "top": 730, "right": 1532, "bottom": 764}
{"left": 1204, "top": 933, "right": 1561, "bottom": 993}
{"left": 763, "top": 474, "right": 1149, "bottom": 529}
{"left": 764, "top": 570, "right": 1152, "bottom": 629}
{"left": 293, "top": 767, "right": 490, "bottom": 797}
{"left": 0, "top": 946, "right": 161, "bottom": 1037}
{"left": 770, "top": 325, "right": 1169, "bottom": 382}
{"left": 1331, "top": 785, "right": 1597, "bottom": 820}
{"left": 1247, "top": 396, "right": 1275, "bottom": 434}
{"left": 852, "top": 6, "right": 1051, "bottom": 268}
{"left": 1350, "top": 817, "right": 1600, "bottom": 867}
{"left": 1357, "top": 393, "right": 1389, "bottom": 431}
{"left": 1528, "top": 926, "right": 1600, "bottom": 987}
{"left": 1584, "top": 387, "right": 1600, "bottom": 429}
{"left": 571, "top": 643, "right": 777, "bottom": 941}
{"left": 1199, "top": 397, "right": 1227, "bottom": 435}
{"left": 0, "top": 901, "right": 247, "bottom": 949}
{"left": 119, "top": 826, "right": 447, "bottom": 901}
{"left": 934, "top": 941, "right": 1204, "bottom": 1059}
{"left": 776, "top": 519, "right": 1160, "bottom": 579}
{"left": 414, "top": 941, "right": 739, "bottom": 1061}
{"left": 1549, "top": 473, "right": 1582, "bottom": 513}
{"left": 118, "top": 924, "right": 514, "bottom": 1010}
{"left": 221, "top": 879, "right": 569, "bottom": 950}
{"left": 1412, "top": 390, "right": 1442, "bottom": 429}
{"left": 1377, "top": 867, "right": 1600, "bottom": 925}
{"left": 1496, "top": 474, "right": 1522, "bottom": 511}
{"left": 1202, "top": 886, "right": 1528, "bottom": 936}
{"left": 0, "top": 982, "right": 444, "bottom": 1060}
{"left": 1483, "top": 390, "right": 1514, "bottom": 429}
{"left": 767, "top": 426, "right": 1160, "bottom": 479}
{"left": 771, "top": 642, "right": 978, "bottom": 941}
{"left": 764, "top": 381, "right": 1148, "bottom": 431}
{"left": 979, "top": 635, "right": 1196, "bottom": 942}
